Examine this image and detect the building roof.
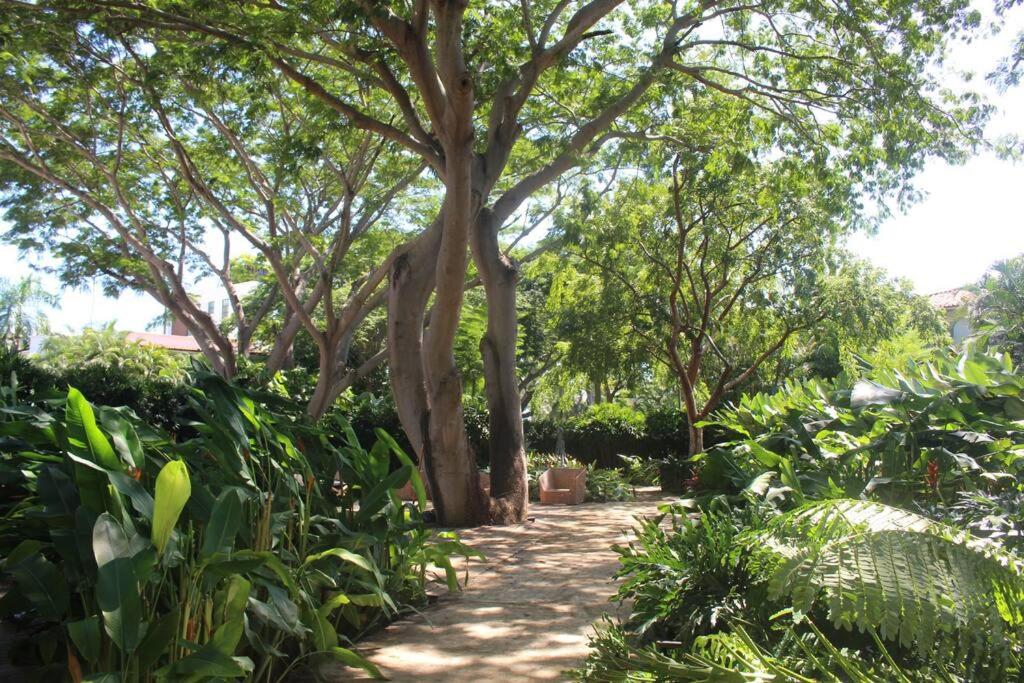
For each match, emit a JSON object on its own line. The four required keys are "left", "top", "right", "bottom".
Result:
{"left": 927, "top": 287, "right": 977, "bottom": 311}
{"left": 125, "top": 331, "right": 202, "bottom": 353}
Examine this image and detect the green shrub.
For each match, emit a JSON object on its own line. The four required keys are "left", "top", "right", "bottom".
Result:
{"left": 0, "top": 372, "right": 476, "bottom": 681}
{"left": 576, "top": 498, "right": 1024, "bottom": 681}
{"left": 583, "top": 464, "right": 635, "bottom": 502}
{"left": 697, "top": 343, "right": 1024, "bottom": 506}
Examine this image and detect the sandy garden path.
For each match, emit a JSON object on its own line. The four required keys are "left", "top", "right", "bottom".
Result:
{"left": 325, "top": 489, "right": 671, "bottom": 682}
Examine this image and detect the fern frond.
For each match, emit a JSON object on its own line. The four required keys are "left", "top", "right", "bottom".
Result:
{"left": 753, "top": 499, "right": 1024, "bottom": 672}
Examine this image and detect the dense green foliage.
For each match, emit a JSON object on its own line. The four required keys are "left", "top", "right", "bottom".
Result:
{"left": 0, "top": 371, "right": 475, "bottom": 681}
{"left": 574, "top": 343, "right": 1024, "bottom": 681}
{"left": 974, "top": 254, "right": 1024, "bottom": 366}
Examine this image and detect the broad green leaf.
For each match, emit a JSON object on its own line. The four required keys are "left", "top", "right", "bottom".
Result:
{"left": 98, "top": 408, "right": 144, "bottom": 469}
{"left": 376, "top": 427, "right": 426, "bottom": 510}
{"left": 157, "top": 645, "right": 253, "bottom": 678}
{"left": 152, "top": 460, "right": 191, "bottom": 555}
{"left": 302, "top": 605, "right": 338, "bottom": 651}
{"left": 10, "top": 554, "right": 68, "bottom": 621}
{"left": 136, "top": 607, "right": 179, "bottom": 671}
{"left": 211, "top": 576, "right": 250, "bottom": 655}
{"left": 67, "top": 616, "right": 101, "bottom": 664}
{"left": 317, "top": 591, "right": 351, "bottom": 617}
{"left": 92, "top": 513, "right": 130, "bottom": 567}
{"left": 66, "top": 387, "right": 120, "bottom": 470}
{"left": 302, "top": 547, "right": 374, "bottom": 573}
{"left": 327, "top": 646, "right": 384, "bottom": 679}
{"left": 96, "top": 556, "right": 143, "bottom": 653}
{"left": 201, "top": 489, "right": 243, "bottom": 559}
{"left": 357, "top": 466, "right": 412, "bottom": 523}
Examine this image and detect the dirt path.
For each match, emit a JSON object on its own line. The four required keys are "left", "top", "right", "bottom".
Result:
{"left": 324, "top": 489, "right": 670, "bottom": 682}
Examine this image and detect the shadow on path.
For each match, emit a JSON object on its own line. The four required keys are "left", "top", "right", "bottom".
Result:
{"left": 319, "top": 488, "right": 673, "bottom": 682}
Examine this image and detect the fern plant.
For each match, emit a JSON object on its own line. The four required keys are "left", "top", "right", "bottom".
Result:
{"left": 752, "top": 499, "right": 1024, "bottom": 674}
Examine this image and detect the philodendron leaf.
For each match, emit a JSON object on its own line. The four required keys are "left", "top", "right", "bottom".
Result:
{"left": 95, "top": 556, "right": 143, "bottom": 653}
{"left": 152, "top": 460, "right": 191, "bottom": 555}
{"left": 201, "top": 489, "right": 243, "bottom": 559}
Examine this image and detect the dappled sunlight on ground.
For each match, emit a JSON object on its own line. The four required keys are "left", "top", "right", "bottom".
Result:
{"left": 318, "top": 488, "right": 673, "bottom": 682}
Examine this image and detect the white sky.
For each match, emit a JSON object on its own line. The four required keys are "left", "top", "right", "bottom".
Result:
{"left": 846, "top": 10, "right": 1024, "bottom": 294}
{"left": 3, "top": 7, "right": 1024, "bottom": 331}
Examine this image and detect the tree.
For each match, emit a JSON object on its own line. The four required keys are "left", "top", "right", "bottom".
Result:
{"left": 0, "top": 275, "right": 57, "bottom": 351}
{"left": 2, "top": 0, "right": 985, "bottom": 524}
{"left": 798, "top": 259, "right": 948, "bottom": 379}
{"left": 0, "top": 9, "right": 424, "bottom": 413}
{"left": 974, "top": 254, "right": 1024, "bottom": 365}
{"left": 565, "top": 96, "right": 860, "bottom": 454}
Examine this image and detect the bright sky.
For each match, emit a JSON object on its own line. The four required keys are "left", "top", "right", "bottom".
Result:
{"left": 3, "top": 7, "right": 1024, "bottom": 332}
{"left": 847, "top": 10, "right": 1024, "bottom": 294}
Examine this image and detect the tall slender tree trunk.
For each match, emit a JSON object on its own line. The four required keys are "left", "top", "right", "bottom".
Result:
{"left": 473, "top": 209, "right": 528, "bottom": 523}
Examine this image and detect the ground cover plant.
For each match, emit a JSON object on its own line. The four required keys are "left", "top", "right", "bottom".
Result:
{"left": 573, "top": 343, "right": 1024, "bottom": 680}
{"left": 0, "top": 369, "right": 475, "bottom": 681}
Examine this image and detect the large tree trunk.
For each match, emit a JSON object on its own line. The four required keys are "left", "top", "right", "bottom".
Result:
{"left": 308, "top": 344, "right": 341, "bottom": 420}
{"left": 387, "top": 215, "right": 488, "bottom": 526}
{"left": 472, "top": 210, "right": 528, "bottom": 523}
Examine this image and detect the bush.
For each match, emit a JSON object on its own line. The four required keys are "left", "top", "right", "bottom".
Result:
{"left": 526, "top": 403, "right": 687, "bottom": 467}
{"left": 576, "top": 498, "right": 1024, "bottom": 681}
{"left": 696, "top": 343, "right": 1024, "bottom": 505}
{"left": 0, "top": 372, "right": 476, "bottom": 680}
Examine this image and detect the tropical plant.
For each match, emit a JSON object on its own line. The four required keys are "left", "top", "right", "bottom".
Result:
{"left": 974, "top": 254, "right": 1024, "bottom": 365}
{"left": 0, "top": 275, "right": 57, "bottom": 351}
{"left": 754, "top": 499, "right": 1024, "bottom": 672}
{"left": 697, "top": 343, "right": 1024, "bottom": 505}
{"left": 37, "top": 325, "right": 188, "bottom": 382}
{"left": 575, "top": 497, "right": 1024, "bottom": 681}
{"left": 0, "top": 372, "right": 476, "bottom": 681}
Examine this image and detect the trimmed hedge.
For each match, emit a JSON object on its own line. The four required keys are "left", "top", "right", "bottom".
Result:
{"left": 3, "top": 347, "right": 695, "bottom": 468}
{"left": 525, "top": 404, "right": 695, "bottom": 466}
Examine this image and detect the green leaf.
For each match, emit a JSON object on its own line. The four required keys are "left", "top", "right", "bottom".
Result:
{"left": 201, "top": 489, "right": 243, "bottom": 559}
{"left": 327, "top": 646, "right": 384, "bottom": 679}
{"left": 82, "top": 674, "right": 122, "bottom": 683}
{"left": 135, "top": 607, "right": 179, "bottom": 671}
{"left": 151, "top": 460, "right": 191, "bottom": 555}
{"left": 92, "top": 512, "right": 131, "bottom": 567}
{"left": 67, "top": 616, "right": 101, "bottom": 664}
{"left": 157, "top": 645, "right": 253, "bottom": 678}
{"left": 376, "top": 427, "right": 426, "bottom": 510}
{"left": 10, "top": 554, "right": 69, "bottom": 621}
{"left": 66, "top": 387, "right": 120, "bottom": 470}
{"left": 99, "top": 408, "right": 144, "bottom": 469}
{"left": 96, "top": 556, "right": 143, "bottom": 653}
{"left": 302, "top": 605, "right": 338, "bottom": 651}
{"left": 317, "top": 591, "right": 351, "bottom": 617}
{"left": 211, "top": 576, "right": 250, "bottom": 655}
{"left": 302, "top": 547, "right": 374, "bottom": 573}
{"left": 357, "top": 466, "right": 412, "bottom": 523}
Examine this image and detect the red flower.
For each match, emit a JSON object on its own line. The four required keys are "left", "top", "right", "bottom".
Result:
{"left": 926, "top": 459, "right": 939, "bottom": 491}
